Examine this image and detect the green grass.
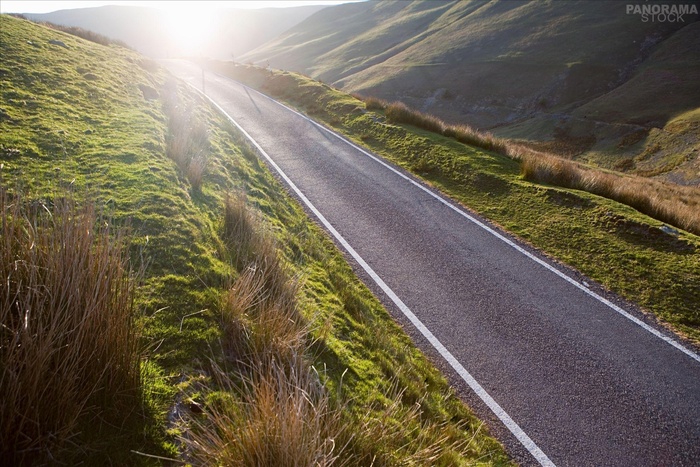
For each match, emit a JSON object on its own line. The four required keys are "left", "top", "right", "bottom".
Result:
{"left": 1, "top": 15, "right": 512, "bottom": 465}
{"left": 208, "top": 61, "right": 700, "bottom": 346}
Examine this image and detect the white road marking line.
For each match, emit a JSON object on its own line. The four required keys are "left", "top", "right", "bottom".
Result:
{"left": 231, "top": 79, "right": 700, "bottom": 365}
{"left": 191, "top": 82, "right": 557, "bottom": 467}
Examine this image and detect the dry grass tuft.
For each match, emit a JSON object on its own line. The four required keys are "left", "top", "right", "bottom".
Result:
{"left": 0, "top": 188, "right": 139, "bottom": 463}
{"left": 183, "top": 358, "right": 347, "bottom": 467}
{"left": 181, "top": 194, "right": 346, "bottom": 465}
{"left": 221, "top": 264, "right": 304, "bottom": 366}
{"left": 449, "top": 124, "right": 509, "bottom": 153}
{"left": 163, "top": 84, "right": 210, "bottom": 191}
{"left": 361, "top": 95, "right": 388, "bottom": 111}
{"left": 381, "top": 100, "right": 508, "bottom": 155}
{"left": 186, "top": 154, "right": 208, "bottom": 192}
{"left": 222, "top": 192, "right": 303, "bottom": 363}
{"left": 222, "top": 192, "right": 258, "bottom": 269}
{"left": 385, "top": 101, "right": 445, "bottom": 134}
{"left": 520, "top": 152, "right": 700, "bottom": 235}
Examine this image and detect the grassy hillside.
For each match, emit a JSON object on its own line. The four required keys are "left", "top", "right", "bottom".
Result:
{"left": 208, "top": 61, "right": 700, "bottom": 348}
{"left": 570, "top": 21, "right": 700, "bottom": 184}
{"left": 241, "top": 0, "right": 700, "bottom": 184}
{"left": 0, "top": 15, "right": 513, "bottom": 465}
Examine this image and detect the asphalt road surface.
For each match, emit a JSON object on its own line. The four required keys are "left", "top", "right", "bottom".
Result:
{"left": 162, "top": 60, "right": 700, "bottom": 467}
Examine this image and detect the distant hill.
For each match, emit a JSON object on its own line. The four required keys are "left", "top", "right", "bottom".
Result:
{"left": 240, "top": 0, "right": 700, "bottom": 184}
{"left": 25, "top": 4, "right": 325, "bottom": 59}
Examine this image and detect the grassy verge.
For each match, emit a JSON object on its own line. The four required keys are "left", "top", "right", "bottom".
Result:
{"left": 206, "top": 61, "right": 700, "bottom": 345}
{"left": 363, "top": 96, "right": 700, "bottom": 236}
{"left": 1, "top": 15, "right": 512, "bottom": 465}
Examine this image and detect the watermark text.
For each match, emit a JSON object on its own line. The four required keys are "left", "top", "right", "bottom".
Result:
{"left": 626, "top": 3, "right": 698, "bottom": 22}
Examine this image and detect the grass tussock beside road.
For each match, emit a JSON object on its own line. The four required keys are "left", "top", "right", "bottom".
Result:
{"left": 208, "top": 62, "right": 700, "bottom": 345}
{"left": 0, "top": 190, "right": 140, "bottom": 464}
{"left": 181, "top": 193, "right": 345, "bottom": 465}
{"left": 1, "top": 16, "right": 511, "bottom": 465}
{"left": 361, "top": 96, "right": 700, "bottom": 236}
{"left": 519, "top": 153, "right": 700, "bottom": 237}
{"left": 164, "top": 82, "right": 210, "bottom": 191}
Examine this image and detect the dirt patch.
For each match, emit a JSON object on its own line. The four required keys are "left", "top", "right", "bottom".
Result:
{"left": 545, "top": 189, "right": 594, "bottom": 209}
{"left": 138, "top": 84, "right": 159, "bottom": 100}
{"left": 594, "top": 210, "right": 696, "bottom": 254}
{"left": 471, "top": 172, "right": 510, "bottom": 195}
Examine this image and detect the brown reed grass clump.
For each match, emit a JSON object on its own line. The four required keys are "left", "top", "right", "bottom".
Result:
{"left": 519, "top": 152, "right": 700, "bottom": 235}
{"left": 221, "top": 192, "right": 303, "bottom": 365}
{"left": 0, "top": 188, "right": 140, "bottom": 463}
{"left": 181, "top": 193, "right": 348, "bottom": 465}
{"left": 182, "top": 358, "right": 347, "bottom": 467}
{"left": 222, "top": 192, "right": 259, "bottom": 268}
{"left": 374, "top": 99, "right": 509, "bottom": 154}
{"left": 385, "top": 101, "right": 446, "bottom": 135}
{"left": 362, "top": 95, "right": 388, "bottom": 111}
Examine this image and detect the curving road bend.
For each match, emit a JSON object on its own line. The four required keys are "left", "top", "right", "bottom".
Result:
{"left": 162, "top": 60, "right": 700, "bottom": 467}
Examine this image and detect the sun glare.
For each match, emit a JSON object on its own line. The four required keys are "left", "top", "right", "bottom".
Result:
{"left": 165, "top": 7, "right": 214, "bottom": 56}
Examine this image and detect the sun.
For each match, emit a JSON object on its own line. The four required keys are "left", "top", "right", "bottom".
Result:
{"left": 164, "top": 6, "right": 215, "bottom": 56}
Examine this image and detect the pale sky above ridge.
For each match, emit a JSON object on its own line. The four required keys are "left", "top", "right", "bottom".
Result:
{"left": 0, "top": 1, "right": 363, "bottom": 14}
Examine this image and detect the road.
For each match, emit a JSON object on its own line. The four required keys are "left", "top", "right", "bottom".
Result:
{"left": 162, "top": 60, "right": 700, "bottom": 467}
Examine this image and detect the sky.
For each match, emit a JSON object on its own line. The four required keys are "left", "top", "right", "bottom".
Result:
{"left": 0, "top": 1, "right": 361, "bottom": 14}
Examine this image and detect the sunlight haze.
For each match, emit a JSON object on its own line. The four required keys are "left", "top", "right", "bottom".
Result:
{"left": 0, "top": 1, "right": 362, "bottom": 14}
{"left": 1, "top": 1, "right": 363, "bottom": 58}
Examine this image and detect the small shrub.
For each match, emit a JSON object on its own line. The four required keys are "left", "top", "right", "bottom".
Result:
{"left": 617, "top": 129, "right": 649, "bottom": 149}
{"left": 614, "top": 157, "right": 636, "bottom": 171}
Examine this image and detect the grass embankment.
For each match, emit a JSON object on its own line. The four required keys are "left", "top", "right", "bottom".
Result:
{"left": 207, "top": 62, "right": 700, "bottom": 345}
{"left": 364, "top": 98, "right": 700, "bottom": 237}
{"left": 1, "top": 15, "right": 511, "bottom": 465}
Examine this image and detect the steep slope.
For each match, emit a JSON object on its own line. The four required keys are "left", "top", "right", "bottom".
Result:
{"left": 241, "top": 0, "right": 700, "bottom": 183}
{"left": 572, "top": 21, "right": 700, "bottom": 183}
{"left": 25, "top": 4, "right": 325, "bottom": 59}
